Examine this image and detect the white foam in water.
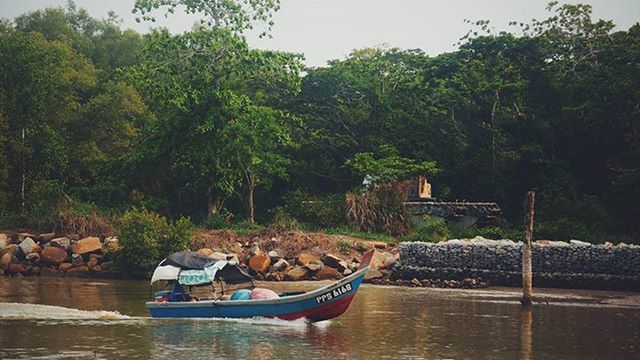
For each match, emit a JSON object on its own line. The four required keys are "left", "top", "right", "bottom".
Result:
{"left": 189, "top": 316, "right": 325, "bottom": 328}
{"left": 0, "top": 302, "right": 131, "bottom": 320}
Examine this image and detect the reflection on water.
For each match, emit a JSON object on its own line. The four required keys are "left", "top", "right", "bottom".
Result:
{"left": 0, "top": 277, "right": 638, "bottom": 359}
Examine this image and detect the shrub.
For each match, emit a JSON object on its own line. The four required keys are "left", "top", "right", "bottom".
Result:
{"left": 203, "top": 214, "right": 229, "bottom": 229}
{"left": 402, "top": 215, "right": 450, "bottom": 243}
{"left": 346, "top": 182, "right": 411, "bottom": 236}
{"left": 283, "top": 190, "right": 347, "bottom": 228}
{"left": 114, "top": 209, "right": 193, "bottom": 278}
{"left": 270, "top": 207, "right": 301, "bottom": 231}
{"left": 57, "top": 200, "right": 116, "bottom": 238}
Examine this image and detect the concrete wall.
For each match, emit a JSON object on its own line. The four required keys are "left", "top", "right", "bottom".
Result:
{"left": 394, "top": 238, "right": 640, "bottom": 291}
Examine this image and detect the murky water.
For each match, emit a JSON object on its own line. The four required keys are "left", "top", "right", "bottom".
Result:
{"left": 0, "top": 277, "right": 638, "bottom": 359}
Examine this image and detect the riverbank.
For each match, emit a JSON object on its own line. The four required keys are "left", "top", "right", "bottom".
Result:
{"left": 2, "top": 229, "right": 639, "bottom": 292}
{"left": 0, "top": 229, "right": 406, "bottom": 284}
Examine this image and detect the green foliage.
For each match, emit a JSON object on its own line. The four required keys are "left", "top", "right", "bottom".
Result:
{"left": 0, "top": 1, "right": 639, "bottom": 246}
{"left": 282, "top": 190, "right": 346, "bottom": 228}
{"left": 228, "top": 220, "right": 264, "bottom": 235}
{"left": 401, "top": 216, "right": 449, "bottom": 243}
{"left": 133, "top": 0, "right": 281, "bottom": 36}
{"left": 347, "top": 145, "right": 439, "bottom": 184}
{"left": 270, "top": 207, "right": 301, "bottom": 231}
{"left": 202, "top": 214, "right": 229, "bottom": 230}
{"left": 115, "top": 209, "right": 193, "bottom": 278}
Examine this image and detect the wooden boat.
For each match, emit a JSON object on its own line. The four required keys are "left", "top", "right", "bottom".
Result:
{"left": 146, "top": 251, "right": 371, "bottom": 322}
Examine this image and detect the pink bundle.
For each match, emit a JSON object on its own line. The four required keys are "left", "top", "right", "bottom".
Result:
{"left": 250, "top": 288, "right": 279, "bottom": 300}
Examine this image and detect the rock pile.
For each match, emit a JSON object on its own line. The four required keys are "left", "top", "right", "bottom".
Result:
{"left": 0, "top": 232, "right": 117, "bottom": 278}
{"left": 395, "top": 237, "right": 640, "bottom": 291}
{"left": 195, "top": 241, "right": 399, "bottom": 283}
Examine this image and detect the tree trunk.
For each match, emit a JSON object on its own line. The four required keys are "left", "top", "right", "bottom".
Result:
{"left": 490, "top": 90, "right": 500, "bottom": 180}
{"left": 521, "top": 191, "right": 535, "bottom": 307}
{"left": 21, "top": 126, "right": 25, "bottom": 214}
{"left": 247, "top": 183, "right": 255, "bottom": 223}
{"left": 207, "top": 195, "right": 224, "bottom": 215}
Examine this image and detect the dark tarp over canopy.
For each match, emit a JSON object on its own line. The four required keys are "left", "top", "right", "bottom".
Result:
{"left": 160, "top": 251, "right": 253, "bottom": 285}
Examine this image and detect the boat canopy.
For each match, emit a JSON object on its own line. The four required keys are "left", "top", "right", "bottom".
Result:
{"left": 151, "top": 251, "right": 253, "bottom": 285}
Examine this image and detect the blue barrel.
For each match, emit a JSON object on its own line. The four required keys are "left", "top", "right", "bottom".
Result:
{"left": 230, "top": 289, "right": 252, "bottom": 300}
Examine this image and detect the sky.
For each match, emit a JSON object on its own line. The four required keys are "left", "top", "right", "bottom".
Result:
{"left": 1, "top": 0, "right": 639, "bottom": 67}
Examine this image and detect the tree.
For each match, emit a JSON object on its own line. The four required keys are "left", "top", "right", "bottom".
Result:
{"left": 0, "top": 30, "right": 96, "bottom": 217}
{"left": 346, "top": 145, "right": 439, "bottom": 184}
{"left": 218, "top": 94, "right": 297, "bottom": 222}
{"left": 133, "top": 0, "right": 281, "bottom": 36}
{"left": 125, "top": 28, "right": 302, "bottom": 219}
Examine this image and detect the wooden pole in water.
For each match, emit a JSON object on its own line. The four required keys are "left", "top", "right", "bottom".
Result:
{"left": 521, "top": 191, "right": 535, "bottom": 307}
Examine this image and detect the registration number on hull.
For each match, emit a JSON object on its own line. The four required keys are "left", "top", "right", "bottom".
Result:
{"left": 315, "top": 283, "right": 352, "bottom": 304}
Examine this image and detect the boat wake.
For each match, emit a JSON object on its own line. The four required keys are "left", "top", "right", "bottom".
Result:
{"left": 178, "top": 316, "right": 330, "bottom": 328}
{"left": 0, "top": 302, "right": 131, "bottom": 321}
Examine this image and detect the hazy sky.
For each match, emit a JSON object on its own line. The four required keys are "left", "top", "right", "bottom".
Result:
{"left": 1, "top": 0, "right": 639, "bottom": 67}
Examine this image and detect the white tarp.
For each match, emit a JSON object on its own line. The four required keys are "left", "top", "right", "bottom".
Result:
{"left": 150, "top": 265, "right": 181, "bottom": 284}
{"left": 150, "top": 260, "right": 229, "bottom": 284}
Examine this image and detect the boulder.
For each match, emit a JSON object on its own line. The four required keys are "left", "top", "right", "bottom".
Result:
{"left": 0, "top": 244, "right": 18, "bottom": 258}
{"left": 270, "top": 259, "right": 290, "bottom": 272}
{"left": 87, "top": 257, "right": 101, "bottom": 271}
{"left": 0, "top": 233, "right": 7, "bottom": 250}
{"left": 9, "top": 263, "right": 26, "bottom": 275}
{"left": 18, "top": 237, "right": 36, "bottom": 255}
{"left": 18, "top": 233, "right": 36, "bottom": 242}
{"left": 304, "top": 263, "right": 322, "bottom": 272}
{"left": 248, "top": 244, "right": 261, "bottom": 257}
{"left": 343, "top": 269, "right": 353, "bottom": 276}
{"left": 72, "top": 237, "right": 102, "bottom": 255}
{"left": 71, "top": 254, "right": 84, "bottom": 267}
{"left": 30, "top": 266, "right": 40, "bottom": 276}
{"left": 38, "top": 232, "right": 56, "bottom": 242}
{"left": 66, "top": 265, "right": 91, "bottom": 278}
{"left": 50, "top": 237, "right": 71, "bottom": 250}
{"left": 89, "top": 253, "right": 103, "bottom": 261}
{"left": 322, "top": 253, "right": 345, "bottom": 268}
{"left": 297, "top": 253, "right": 320, "bottom": 266}
{"left": 1, "top": 253, "right": 18, "bottom": 266}
{"left": 364, "top": 269, "right": 383, "bottom": 281}
{"left": 369, "top": 241, "right": 388, "bottom": 249}
{"left": 267, "top": 250, "right": 281, "bottom": 261}
{"left": 570, "top": 239, "right": 591, "bottom": 246}
{"left": 30, "top": 245, "right": 42, "bottom": 254}
{"left": 411, "top": 278, "right": 423, "bottom": 287}
{"left": 26, "top": 253, "right": 40, "bottom": 262}
{"left": 59, "top": 263, "right": 74, "bottom": 272}
{"left": 41, "top": 247, "right": 68, "bottom": 265}
{"left": 285, "top": 266, "right": 309, "bottom": 281}
{"left": 316, "top": 266, "right": 342, "bottom": 280}
{"left": 197, "top": 248, "right": 214, "bottom": 257}
{"left": 39, "top": 267, "right": 61, "bottom": 277}
{"left": 368, "top": 251, "right": 389, "bottom": 271}
{"left": 100, "top": 261, "right": 114, "bottom": 272}
{"left": 249, "top": 253, "right": 271, "bottom": 273}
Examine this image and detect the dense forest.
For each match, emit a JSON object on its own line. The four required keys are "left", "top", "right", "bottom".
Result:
{"left": 0, "top": 1, "right": 638, "bottom": 243}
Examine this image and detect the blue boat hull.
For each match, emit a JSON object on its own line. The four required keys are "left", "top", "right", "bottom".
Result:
{"left": 146, "top": 268, "right": 367, "bottom": 322}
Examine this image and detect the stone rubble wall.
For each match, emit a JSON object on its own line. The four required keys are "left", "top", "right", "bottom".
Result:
{"left": 394, "top": 238, "right": 640, "bottom": 291}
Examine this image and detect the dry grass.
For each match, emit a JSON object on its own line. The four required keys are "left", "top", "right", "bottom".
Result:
{"left": 58, "top": 208, "right": 116, "bottom": 238}
{"left": 346, "top": 181, "right": 412, "bottom": 236}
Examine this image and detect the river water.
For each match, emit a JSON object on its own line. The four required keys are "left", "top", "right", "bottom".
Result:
{"left": 0, "top": 277, "right": 638, "bottom": 359}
